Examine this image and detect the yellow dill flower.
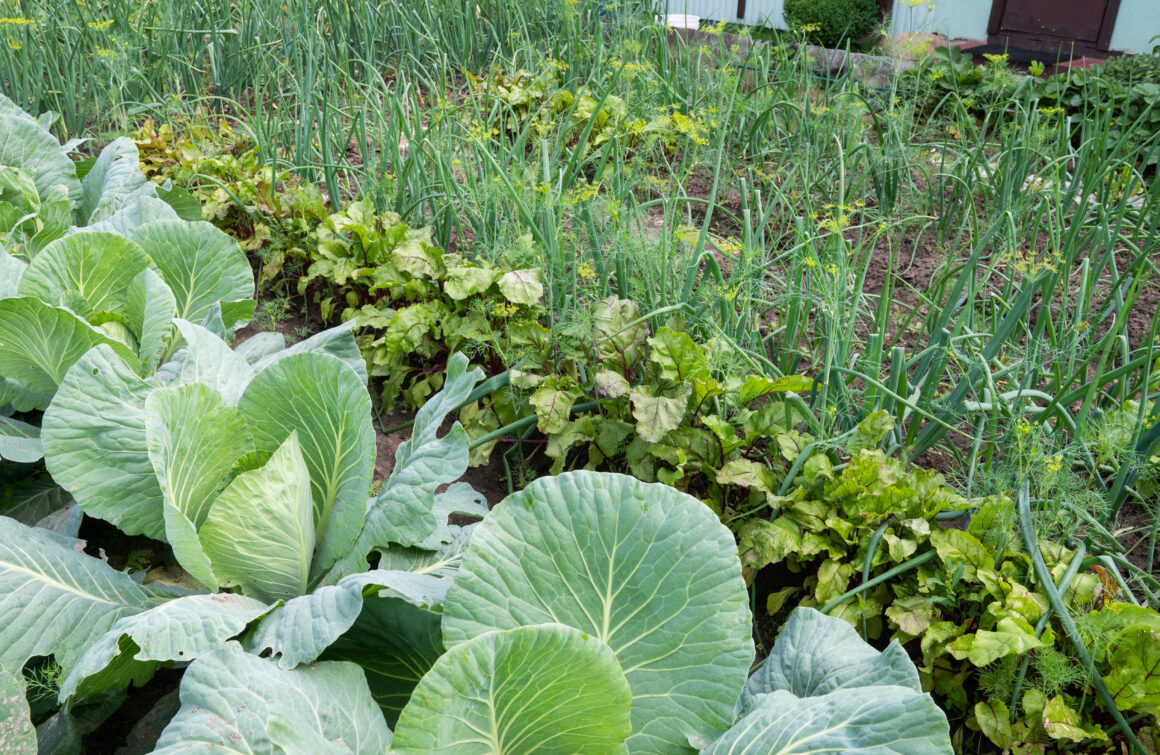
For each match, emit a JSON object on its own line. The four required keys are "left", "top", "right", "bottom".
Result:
{"left": 804, "top": 257, "right": 817, "bottom": 268}
{"left": 983, "top": 52, "right": 1008, "bottom": 65}
{"left": 87, "top": 19, "right": 114, "bottom": 31}
{"left": 576, "top": 262, "right": 595, "bottom": 280}
{"left": 0, "top": 17, "right": 34, "bottom": 25}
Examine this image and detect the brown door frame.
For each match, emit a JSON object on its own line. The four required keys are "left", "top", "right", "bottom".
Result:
{"left": 986, "top": 0, "right": 1122, "bottom": 56}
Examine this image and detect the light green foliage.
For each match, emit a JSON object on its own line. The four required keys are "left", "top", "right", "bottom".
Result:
{"left": 152, "top": 645, "right": 391, "bottom": 754}
{"left": 443, "top": 471, "right": 755, "bottom": 753}
{"left": 43, "top": 323, "right": 374, "bottom": 594}
{"left": 393, "top": 624, "right": 633, "bottom": 754}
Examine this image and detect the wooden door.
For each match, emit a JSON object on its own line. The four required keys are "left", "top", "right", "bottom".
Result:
{"left": 987, "top": 0, "right": 1121, "bottom": 56}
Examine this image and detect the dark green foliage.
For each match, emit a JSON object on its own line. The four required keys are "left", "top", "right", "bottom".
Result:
{"left": 782, "top": 0, "right": 879, "bottom": 49}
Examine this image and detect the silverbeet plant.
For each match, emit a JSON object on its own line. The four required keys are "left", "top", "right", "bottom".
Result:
{"left": 0, "top": 330, "right": 954, "bottom": 753}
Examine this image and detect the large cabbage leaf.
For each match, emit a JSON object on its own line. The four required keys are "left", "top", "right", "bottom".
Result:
{"left": 246, "top": 569, "right": 448, "bottom": 669}
{"left": 18, "top": 231, "right": 151, "bottom": 318}
{"left": 705, "top": 608, "right": 952, "bottom": 754}
{"left": 152, "top": 645, "right": 390, "bottom": 754}
{"left": 0, "top": 297, "right": 139, "bottom": 408}
{"left": 0, "top": 665, "right": 36, "bottom": 755}
{"left": 442, "top": 470, "right": 754, "bottom": 754}
{"left": 79, "top": 137, "right": 155, "bottom": 225}
{"left": 43, "top": 344, "right": 166, "bottom": 538}
{"left": 129, "top": 220, "right": 253, "bottom": 327}
{"left": 393, "top": 624, "right": 632, "bottom": 754}
{"left": 0, "top": 516, "right": 151, "bottom": 674}
{"left": 58, "top": 593, "right": 269, "bottom": 702}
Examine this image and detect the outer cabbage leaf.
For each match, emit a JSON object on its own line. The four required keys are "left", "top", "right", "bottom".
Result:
{"left": 0, "top": 516, "right": 151, "bottom": 674}
{"left": 250, "top": 319, "right": 367, "bottom": 382}
{"left": 152, "top": 645, "right": 390, "bottom": 754}
{"left": 0, "top": 114, "right": 80, "bottom": 205}
{"left": 0, "top": 414, "right": 40, "bottom": 463}
{"left": 738, "top": 606, "right": 921, "bottom": 713}
{"left": 0, "top": 297, "right": 139, "bottom": 404}
{"left": 58, "top": 593, "right": 269, "bottom": 702}
{"left": 702, "top": 687, "right": 953, "bottom": 754}
{"left": 319, "top": 596, "right": 444, "bottom": 727}
{"left": 442, "top": 470, "right": 754, "bottom": 754}
{"left": 128, "top": 220, "right": 253, "bottom": 326}
{"left": 393, "top": 624, "right": 632, "bottom": 754}
{"left": 199, "top": 432, "right": 315, "bottom": 603}
{"left": 322, "top": 353, "right": 483, "bottom": 584}
{"left": 246, "top": 570, "right": 448, "bottom": 669}
{"left": 238, "top": 351, "right": 374, "bottom": 580}
{"left": 0, "top": 665, "right": 36, "bottom": 755}
{"left": 0, "top": 248, "right": 25, "bottom": 297}
{"left": 79, "top": 137, "right": 155, "bottom": 224}
{"left": 42, "top": 345, "right": 164, "bottom": 538}
{"left": 18, "top": 231, "right": 151, "bottom": 319}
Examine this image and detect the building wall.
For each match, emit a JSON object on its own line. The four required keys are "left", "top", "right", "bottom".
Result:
{"left": 887, "top": 0, "right": 989, "bottom": 40}
{"left": 1108, "top": 0, "right": 1160, "bottom": 53}
{"left": 657, "top": 0, "right": 788, "bottom": 27}
{"left": 662, "top": 0, "right": 1160, "bottom": 55}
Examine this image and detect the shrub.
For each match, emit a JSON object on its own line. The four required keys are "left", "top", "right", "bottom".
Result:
{"left": 783, "top": 0, "right": 880, "bottom": 49}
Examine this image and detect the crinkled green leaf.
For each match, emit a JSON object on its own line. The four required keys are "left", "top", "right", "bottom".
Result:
{"left": 152, "top": 646, "right": 390, "bottom": 754}
{"left": 42, "top": 345, "right": 164, "bottom": 538}
{"left": 1104, "top": 627, "right": 1160, "bottom": 715}
{"left": 394, "top": 624, "right": 631, "bottom": 754}
{"left": 630, "top": 382, "right": 691, "bottom": 443}
{"left": 496, "top": 268, "right": 543, "bottom": 305}
{"left": 648, "top": 327, "right": 709, "bottom": 383}
{"left": 529, "top": 379, "right": 580, "bottom": 435}
{"left": 443, "top": 471, "right": 754, "bottom": 754}
{"left": 58, "top": 593, "right": 269, "bottom": 702}
{"left": 238, "top": 352, "right": 374, "bottom": 581}
{"left": 444, "top": 266, "right": 499, "bottom": 300}
{"left": 0, "top": 516, "right": 151, "bottom": 674}
{"left": 946, "top": 616, "right": 1042, "bottom": 666}
{"left": 200, "top": 432, "right": 315, "bottom": 603}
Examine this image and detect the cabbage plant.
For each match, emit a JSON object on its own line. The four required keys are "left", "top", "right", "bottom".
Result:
{"left": 3, "top": 325, "right": 952, "bottom": 750}
{"left": 0, "top": 94, "right": 253, "bottom": 467}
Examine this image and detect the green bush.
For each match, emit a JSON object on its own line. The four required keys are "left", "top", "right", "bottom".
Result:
{"left": 1098, "top": 52, "right": 1160, "bottom": 86}
{"left": 783, "top": 0, "right": 879, "bottom": 49}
